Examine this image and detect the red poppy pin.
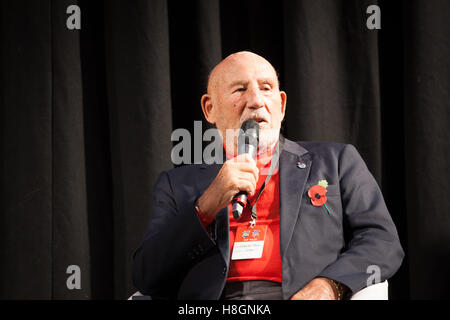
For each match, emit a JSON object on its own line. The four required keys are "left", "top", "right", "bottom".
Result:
{"left": 308, "top": 180, "right": 332, "bottom": 215}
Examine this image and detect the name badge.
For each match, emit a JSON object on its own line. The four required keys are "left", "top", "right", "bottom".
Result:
{"left": 231, "top": 225, "right": 268, "bottom": 260}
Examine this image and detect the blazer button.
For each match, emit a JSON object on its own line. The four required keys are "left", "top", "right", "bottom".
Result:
{"left": 222, "top": 267, "right": 227, "bottom": 275}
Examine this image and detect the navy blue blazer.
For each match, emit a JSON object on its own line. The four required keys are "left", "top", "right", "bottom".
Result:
{"left": 132, "top": 138, "right": 404, "bottom": 299}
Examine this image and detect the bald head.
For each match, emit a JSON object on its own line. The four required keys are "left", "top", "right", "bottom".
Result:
{"left": 207, "top": 51, "right": 280, "bottom": 96}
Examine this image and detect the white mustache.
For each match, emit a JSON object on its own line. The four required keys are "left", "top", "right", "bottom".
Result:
{"left": 240, "top": 113, "right": 270, "bottom": 125}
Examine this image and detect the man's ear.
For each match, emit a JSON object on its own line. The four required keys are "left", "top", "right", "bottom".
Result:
{"left": 280, "top": 91, "right": 287, "bottom": 121}
{"left": 201, "top": 94, "right": 216, "bottom": 124}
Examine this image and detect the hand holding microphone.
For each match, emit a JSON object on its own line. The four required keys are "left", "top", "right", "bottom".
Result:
{"left": 195, "top": 120, "right": 260, "bottom": 221}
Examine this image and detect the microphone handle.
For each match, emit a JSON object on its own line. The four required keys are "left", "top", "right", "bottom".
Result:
{"left": 232, "top": 191, "right": 248, "bottom": 219}
{"left": 232, "top": 142, "right": 257, "bottom": 219}
{"left": 239, "top": 144, "right": 257, "bottom": 159}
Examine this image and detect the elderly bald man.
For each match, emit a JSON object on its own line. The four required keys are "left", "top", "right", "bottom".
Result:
{"left": 132, "top": 51, "right": 404, "bottom": 300}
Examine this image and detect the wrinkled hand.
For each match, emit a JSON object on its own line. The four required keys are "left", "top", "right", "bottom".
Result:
{"left": 196, "top": 153, "right": 259, "bottom": 218}
{"left": 290, "top": 278, "right": 337, "bottom": 300}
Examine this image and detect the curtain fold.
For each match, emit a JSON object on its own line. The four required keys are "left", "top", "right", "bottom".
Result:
{"left": 403, "top": 0, "right": 450, "bottom": 299}
{"left": 104, "top": 0, "right": 173, "bottom": 298}
{"left": 283, "top": 0, "right": 383, "bottom": 181}
{"left": 51, "top": 0, "right": 93, "bottom": 299}
{"left": 0, "top": 0, "right": 53, "bottom": 299}
{"left": 0, "top": 0, "right": 449, "bottom": 299}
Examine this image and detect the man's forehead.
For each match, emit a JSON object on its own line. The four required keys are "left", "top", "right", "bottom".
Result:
{"left": 208, "top": 52, "right": 278, "bottom": 92}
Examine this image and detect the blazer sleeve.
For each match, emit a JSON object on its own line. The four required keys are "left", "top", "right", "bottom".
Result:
{"left": 132, "top": 170, "right": 217, "bottom": 299}
{"left": 318, "top": 144, "right": 405, "bottom": 294}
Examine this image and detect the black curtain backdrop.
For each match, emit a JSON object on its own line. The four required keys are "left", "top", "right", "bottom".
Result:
{"left": 0, "top": 0, "right": 449, "bottom": 299}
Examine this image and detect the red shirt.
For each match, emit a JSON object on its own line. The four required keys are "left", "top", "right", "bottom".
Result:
{"left": 196, "top": 146, "right": 282, "bottom": 283}
{"left": 226, "top": 151, "right": 282, "bottom": 283}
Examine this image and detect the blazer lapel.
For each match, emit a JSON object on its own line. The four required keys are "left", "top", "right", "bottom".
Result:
{"left": 279, "top": 139, "right": 311, "bottom": 258}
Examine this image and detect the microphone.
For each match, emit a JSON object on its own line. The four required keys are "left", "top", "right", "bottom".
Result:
{"left": 232, "top": 120, "right": 260, "bottom": 219}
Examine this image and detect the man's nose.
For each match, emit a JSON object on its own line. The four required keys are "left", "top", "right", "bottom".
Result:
{"left": 246, "top": 88, "right": 265, "bottom": 109}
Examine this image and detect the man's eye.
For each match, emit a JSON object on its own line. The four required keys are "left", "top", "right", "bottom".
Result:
{"left": 234, "top": 88, "right": 245, "bottom": 93}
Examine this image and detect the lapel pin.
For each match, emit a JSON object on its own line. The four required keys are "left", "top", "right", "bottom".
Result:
{"left": 297, "top": 162, "right": 306, "bottom": 169}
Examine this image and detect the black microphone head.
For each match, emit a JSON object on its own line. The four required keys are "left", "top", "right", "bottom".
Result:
{"left": 238, "top": 120, "right": 260, "bottom": 157}
{"left": 240, "top": 119, "right": 260, "bottom": 142}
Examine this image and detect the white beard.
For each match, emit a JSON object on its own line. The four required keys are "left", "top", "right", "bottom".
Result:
{"left": 221, "top": 123, "right": 280, "bottom": 157}
{"left": 239, "top": 110, "right": 281, "bottom": 155}
{"left": 257, "top": 126, "right": 280, "bottom": 155}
